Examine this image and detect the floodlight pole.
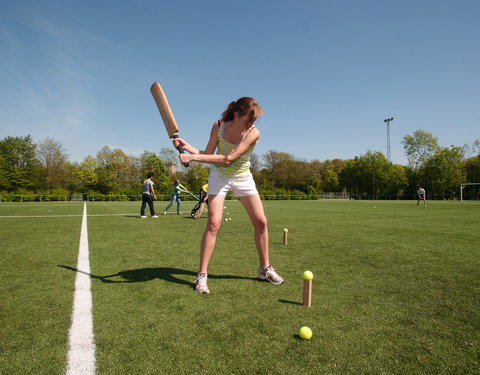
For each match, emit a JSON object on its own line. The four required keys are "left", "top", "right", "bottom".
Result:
{"left": 384, "top": 117, "right": 394, "bottom": 162}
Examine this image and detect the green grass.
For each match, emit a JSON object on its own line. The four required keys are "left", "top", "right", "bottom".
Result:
{"left": 0, "top": 202, "right": 84, "bottom": 374}
{"left": 1, "top": 200, "right": 479, "bottom": 374}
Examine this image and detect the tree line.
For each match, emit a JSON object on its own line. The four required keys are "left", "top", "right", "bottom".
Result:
{"left": 0, "top": 131, "right": 479, "bottom": 200}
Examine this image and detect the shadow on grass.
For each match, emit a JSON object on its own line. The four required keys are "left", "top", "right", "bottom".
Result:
{"left": 58, "top": 265, "right": 256, "bottom": 288}
{"left": 278, "top": 299, "right": 302, "bottom": 306}
{"left": 293, "top": 334, "right": 308, "bottom": 341}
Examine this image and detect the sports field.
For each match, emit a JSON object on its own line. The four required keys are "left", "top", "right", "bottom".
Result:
{"left": 1, "top": 200, "right": 479, "bottom": 375}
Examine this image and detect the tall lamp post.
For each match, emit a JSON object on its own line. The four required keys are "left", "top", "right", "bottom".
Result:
{"left": 384, "top": 117, "right": 394, "bottom": 162}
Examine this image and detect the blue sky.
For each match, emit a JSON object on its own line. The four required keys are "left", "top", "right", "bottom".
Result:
{"left": 1, "top": 0, "right": 479, "bottom": 165}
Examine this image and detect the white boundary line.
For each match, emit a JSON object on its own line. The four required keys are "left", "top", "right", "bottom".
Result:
{"left": 0, "top": 213, "right": 137, "bottom": 219}
{"left": 65, "top": 202, "right": 96, "bottom": 375}
{"left": 0, "top": 212, "right": 196, "bottom": 218}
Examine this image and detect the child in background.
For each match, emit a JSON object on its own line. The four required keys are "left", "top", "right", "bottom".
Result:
{"left": 163, "top": 180, "right": 188, "bottom": 215}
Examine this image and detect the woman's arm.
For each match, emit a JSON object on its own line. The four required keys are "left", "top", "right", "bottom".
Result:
{"left": 173, "top": 121, "right": 219, "bottom": 155}
{"left": 178, "top": 184, "right": 189, "bottom": 193}
{"left": 180, "top": 127, "right": 260, "bottom": 166}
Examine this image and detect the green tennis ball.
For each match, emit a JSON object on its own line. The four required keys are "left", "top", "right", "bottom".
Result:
{"left": 283, "top": 228, "right": 288, "bottom": 233}
{"left": 299, "top": 326, "right": 312, "bottom": 340}
{"left": 303, "top": 271, "right": 314, "bottom": 280}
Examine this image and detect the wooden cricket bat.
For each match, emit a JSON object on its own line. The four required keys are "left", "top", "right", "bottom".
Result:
{"left": 195, "top": 202, "right": 206, "bottom": 219}
{"left": 150, "top": 82, "right": 189, "bottom": 167}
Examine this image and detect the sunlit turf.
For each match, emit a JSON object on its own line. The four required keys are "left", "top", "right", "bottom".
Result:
{"left": 0, "top": 202, "right": 83, "bottom": 374}
{"left": 1, "top": 200, "right": 479, "bottom": 374}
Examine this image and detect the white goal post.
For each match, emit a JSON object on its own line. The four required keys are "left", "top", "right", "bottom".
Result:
{"left": 460, "top": 183, "right": 480, "bottom": 201}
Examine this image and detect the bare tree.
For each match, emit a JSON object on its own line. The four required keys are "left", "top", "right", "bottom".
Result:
{"left": 37, "top": 137, "right": 71, "bottom": 190}
{"left": 159, "top": 147, "right": 179, "bottom": 175}
{"left": 250, "top": 152, "right": 261, "bottom": 172}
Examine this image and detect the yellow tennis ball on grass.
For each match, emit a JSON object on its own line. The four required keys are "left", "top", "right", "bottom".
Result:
{"left": 303, "top": 271, "right": 314, "bottom": 280}
{"left": 299, "top": 326, "right": 312, "bottom": 340}
{"left": 283, "top": 228, "right": 288, "bottom": 232}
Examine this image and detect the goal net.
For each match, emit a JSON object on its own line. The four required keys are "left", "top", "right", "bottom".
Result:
{"left": 71, "top": 193, "right": 84, "bottom": 201}
{"left": 460, "top": 183, "right": 480, "bottom": 201}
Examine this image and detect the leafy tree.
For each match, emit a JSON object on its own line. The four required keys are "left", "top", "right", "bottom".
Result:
{"left": 260, "top": 151, "right": 305, "bottom": 193}
{"left": 73, "top": 156, "right": 99, "bottom": 191}
{"left": 95, "top": 146, "right": 139, "bottom": 193}
{"left": 183, "top": 163, "right": 210, "bottom": 194}
{"left": 322, "top": 166, "right": 339, "bottom": 192}
{"left": 340, "top": 151, "right": 407, "bottom": 199}
{"left": 262, "top": 150, "right": 294, "bottom": 169}
{"left": 419, "top": 146, "right": 465, "bottom": 199}
{"left": 402, "top": 130, "right": 440, "bottom": 170}
{"left": 259, "top": 158, "right": 322, "bottom": 194}
{"left": 0, "top": 135, "right": 39, "bottom": 191}
{"left": 140, "top": 152, "right": 169, "bottom": 195}
{"left": 0, "top": 155, "right": 8, "bottom": 191}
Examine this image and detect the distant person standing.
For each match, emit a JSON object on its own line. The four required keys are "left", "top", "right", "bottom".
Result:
{"left": 140, "top": 172, "right": 158, "bottom": 218}
{"left": 417, "top": 186, "right": 427, "bottom": 206}
{"left": 163, "top": 180, "right": 188, "bottom": 215}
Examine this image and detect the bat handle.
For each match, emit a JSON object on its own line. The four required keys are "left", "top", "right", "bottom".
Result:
{"left": 172, "top": 134, "right": 189, "bottom": 168}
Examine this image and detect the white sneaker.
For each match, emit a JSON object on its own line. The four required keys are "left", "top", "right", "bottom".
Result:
{"left": 141, "top": 215, "right": 147, "bottom": 219}
{"left": 258, "top": 266, "right": 284, "bottom": 285}
{"left": 195, "top": 273, "right": 209, "bottom": 294}
{"left": 152, "top": 215, "right": 158, "bottom": 218}
{"left": 162, "top": 211, "right": 167, "bottom": 215}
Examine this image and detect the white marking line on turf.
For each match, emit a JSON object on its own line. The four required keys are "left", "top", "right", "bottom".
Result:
{"left": 0, "top": 215, "right": 84, "bottom": 218}
{"left": 0, "top": 213, "right": 136, "bottom": 218}
{"left": 65, "top": 202, "right": 96, "bottom": 375}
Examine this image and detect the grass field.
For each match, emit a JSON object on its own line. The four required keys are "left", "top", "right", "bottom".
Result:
{"left": 1, "top": 200, "right": 479, "bottom": 375}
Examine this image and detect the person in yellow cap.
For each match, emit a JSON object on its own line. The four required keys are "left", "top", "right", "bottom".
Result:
{"left": 191, "top": 183, "right": 208, "bottom": 218}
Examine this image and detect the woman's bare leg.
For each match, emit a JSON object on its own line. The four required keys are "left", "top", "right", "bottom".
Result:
{"left": 198, "top": 194, "right": 226, "bottom": 273}
{"left": 239, "top": 194, "right": 269, "bottom": 267}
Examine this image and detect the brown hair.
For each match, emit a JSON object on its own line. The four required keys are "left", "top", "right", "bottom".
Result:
{"left": 221, "top": 97, "right": 263, "bottom": 128}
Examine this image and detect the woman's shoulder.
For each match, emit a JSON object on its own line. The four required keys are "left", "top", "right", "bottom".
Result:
{"left": 210, "top": 120, "right": 222, "bottom": 134}
{"left": 246, "top": 125, "right": 260, "bottom": 139}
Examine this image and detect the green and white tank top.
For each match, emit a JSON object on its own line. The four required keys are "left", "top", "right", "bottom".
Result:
{"left": 214, "top": 122, "right": 256, "bottom": 177}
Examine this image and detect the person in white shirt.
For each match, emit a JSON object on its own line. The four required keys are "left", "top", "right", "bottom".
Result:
{"left": 417, "top": 186, "right": 427, "bottom": 206}
{"left": 140, "top": 172, "right": 158, "bottom": 218}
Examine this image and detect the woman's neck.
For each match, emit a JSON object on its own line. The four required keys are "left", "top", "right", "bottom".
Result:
{"left": 224, "top": 121, "right": 248, "bottom": 144}
{"left": 227, "top": 120, "right": 246, "bottom": 132}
